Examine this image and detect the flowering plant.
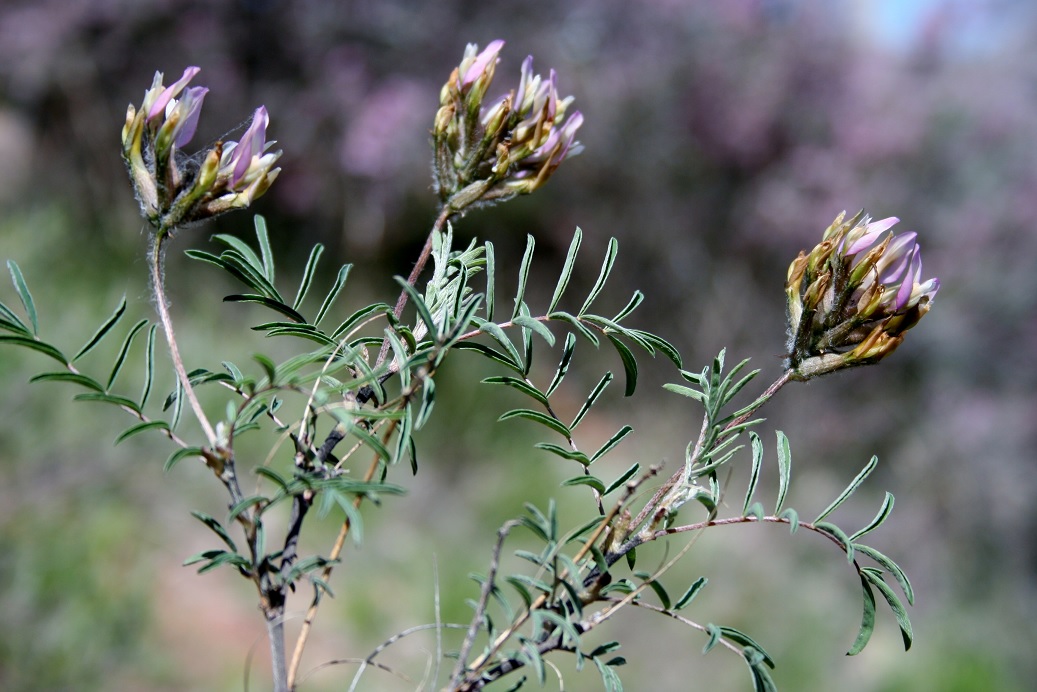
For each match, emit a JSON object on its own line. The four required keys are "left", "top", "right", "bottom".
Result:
{"left": 0, "top": 41, "right": 936, "bottom": 691}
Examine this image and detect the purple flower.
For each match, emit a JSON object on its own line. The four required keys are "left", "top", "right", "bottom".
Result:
{"left": 460, "top": 40, "right": 505, "bottom": 89}
{"left": 145, "top": 66, "right": 202, "bottom": 121}
{"left": 432, "top": 41, "right": 583, "bottom": 206}
{"left": 785, "top": 210, "right": 940, "bottom": 377}
{"left": 122, "top": 68, "right": 281, "bottom": 231}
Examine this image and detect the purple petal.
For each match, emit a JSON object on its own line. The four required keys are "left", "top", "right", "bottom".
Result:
{"left": 148, "top": 66, "right": 201, "bottom": 121}
{"left": 232, "top": 106, "right": 269, "bottom": 186}
{"left": 866, "top": 216, "right": 899, "bottom": 234}
{"left": 174, "top": 87, "right": 208, "bottom": 147}
{"left": 515, "top": 55, "right": 534, "bottom": 107}
{"left": 462, "top": 39, "right": 505, "bottom": 87}
{"left": 894, "top": 247, "right": 921, "bottom": 311}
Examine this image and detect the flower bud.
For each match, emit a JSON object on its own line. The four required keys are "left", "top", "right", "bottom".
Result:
{"left": 121, "top": 68, "right": 281, "bottom": 233}
{"left": 785, "top": 210, "right": 939, "bottom": 378}
{"left": 431, "top": 41, "right": 583, "bottom": 211}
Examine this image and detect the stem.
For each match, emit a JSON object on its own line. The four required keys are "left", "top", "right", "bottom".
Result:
{"left": 374, "top": 205, "right": 453, "bottom": 369}
{"left": 286, "top": 423, "right": 397, "bottom": 689}
{"left": 267, "top": 614, "right": 288, "bottom": 692}
{"left": 149, "top": 231, "right": 218, "bottom": 447}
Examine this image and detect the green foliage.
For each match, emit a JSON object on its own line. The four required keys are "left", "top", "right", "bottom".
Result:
{"left": 1, "top": 205, "right": 920, "bottom": 690}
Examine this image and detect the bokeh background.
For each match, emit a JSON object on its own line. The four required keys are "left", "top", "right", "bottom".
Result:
{"left": 1, "top": 0, "right": 1035, "bottom": 690}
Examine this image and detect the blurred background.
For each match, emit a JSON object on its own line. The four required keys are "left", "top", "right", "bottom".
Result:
{"left": 1, "top": 0, "right": 1035, "bottom": 689}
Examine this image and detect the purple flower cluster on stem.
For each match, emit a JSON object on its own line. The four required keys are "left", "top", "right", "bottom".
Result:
{"left": 785, "top": 210, "right": 940, "bottom": 379}
{"left": 121, "top": 66, "right": 281, "bottom": 234}
{"left": 432, "top": 40, "right": 583, "bottom": 212}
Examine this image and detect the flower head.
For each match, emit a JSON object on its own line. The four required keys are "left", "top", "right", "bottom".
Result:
{"left": 121, "top": 67, "right": 281, "bottom": 234}
{"left": 785, "top": 211, "right": 940, "bottom": 379}
{"left": 432, "top": 41, "right": 583, "bottom": 211}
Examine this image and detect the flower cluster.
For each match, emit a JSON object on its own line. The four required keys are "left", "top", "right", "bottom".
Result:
{"left": 121, "top": 67, "right": 281, "bottom": 233}
{"left": 785, "top": 211, "right": 940, "bottom": 379}
{"left": 432, "top": 40, "right": 583, "bottom": 211}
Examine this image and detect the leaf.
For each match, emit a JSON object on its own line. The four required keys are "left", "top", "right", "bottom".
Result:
{"left": 852, "top": 544, "right": 914, "bottom": 605}
{"left": 814, "top": 455, "right": 879, "bottom": 523}
{"left": 170, "top": 376, "right": 185, "bottom": 430}
{"left": 0, "top": 334, "right": 66, "bottom": 363}
{"left": 252, "top": 353, "right": 278, "bottom": 382}
{"left": 293, "top": 243, "right": 325, "bottom": 310}
{"left": 849, "top": 492, "right": 895, "bottom": 542}
{"left": 224, "top": 295, "right": 306, "bottom": 323}
{"left": 484, "top": 240, "right": 496, "bottom": 322}
{"left": 395, "top": 276, "right": 438, "bottom": 338}
{"left": 561, "top": 475, "right": 606, "bottom": 493}
{"left": 475, "top": 319, "right": 524, "bottom": 368}
{"left": 719, "top": 626, "right": 775, "bottom": 668}
{"left": 0, "top": 298, "right": 30, "bottom": 335}
{"left": 264, "top": 325, "right": 336, "bottom": 346}
{"left": 73, "top": 295, "right": 127, "bottom": 361}
{"left": 779, "top": 507, "right": 799, "bottom": 534}
{"left": 702, "top": 623, "right": 722, "bottom": 654}
{"left": 114, "top": 420, "right": 171, "bottom": 445}
{"left": 184, "top": 549, "right": 251, "bottom": 575}
{"left": 861, "top": 567, "right": 913, "bottom": 650}
{"left": 314, "top": 264, "right": 352, "bottom": 326}
{"left": 512, "top": 234, "right": 536, "bottom": 321}
{"left": 330, "top": 302, "right": 392, "bottom": 339}
{"left": 591, "top": 425, "right": 634, "bottom": 464}
{"left": 73, "top": 392, "right": 142, "bottom": 414}
{"left": 254, "top": 216, "right": 275, "bottom": 280}
{"left": 814, "top": 521, "right": 854, "bottom": 562}
{"left": 774, "top": 430, "right": 791, "bottom": 513}
{"left": 634, "top": 571, "right": 671, "bottom": 610}
{"left": 185, "top": 249, "right": 279, "bottom": 299}
{"left": 212, "top": 232, "right": 266, "bottom": 279}
{"left": 612, "top": 290, "right": 644, "bottom": 322}
{"left": 592, "top": 655, "right": 624, "bottom": 692}
{"left": 512, "top": 315, "right": 555, "bottom": 347}
{"left": 414, "top": 377, "right": 436, "bottom": 429}
{"left": 482, "top": 376, "right": 549, "bottom": 406}
{"left": 454, "top": 341, "right": 523, "bottom": 374}
{"left": 107, "top": 319, "right": 148, "bottom": 390}
{"left": 629, "top": 329, "right": 682, "bottom": 368}
{"left": 578, "top": 238, "right": 619, "bottom": 317}
{"left": 254, "top": 466, "right": 290, "bottom": 491}
{"left": 606, "top": 334, "right": 638, "bottom": 396}
{"left": 743, "top": 431, "right": 764, "bottom": 517}
{"left": 7, "top": 260, "right": 38, "bottom": 334}
{"left": 548, "top": 227, "right": 583, "bottom": 314}
{"left": 520, "top": 639, "right": 546, "bottom": 686}
{"left": 545, "top": 332, "right": 576, "bottom": 398}
{"left": 847, "top": 572, "right": 877, "bottom": 655}
{"left": 29, "top": 372, "right": 104, "bottom": 392}
{"left": 499, "top": 408, "right": 571, "bottom": 437}
{"left": 603, "top": 461, "right": 640, "bottom": 495}
{"left": 534, "top": 443, "right": 590, "bottom": 465}
{"left": 571, "top": 371, "right": 613, "bottom": 430}
{"left": 190, "top": 510, "right": 238, "bottom": 551}
{"left": 674, "top": 576, "right": 707, "bottom": 610}
{"left": 228, "top": 495, "right": 268, "bottom": 523}
{"left": 164, "top": 446, "right": 204, "bottom": 472}
{"left": 548, "top": 311, "right": 600, "bottom": 347}
{"left": 662, "top": 383, "right": 706, "bottom": 403}
{"left": 140, "top": 324, "right": 159, "bottom": 408}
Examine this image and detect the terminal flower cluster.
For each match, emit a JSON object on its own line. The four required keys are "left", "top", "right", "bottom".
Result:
{"left": 121, "top": 67, "right": 281, "bottom": 233}
{"left": 785, "top": 210, "right": 940, "bottom": 379}
{"left": 432, "top": 40, "right": 583, "bottom": 211}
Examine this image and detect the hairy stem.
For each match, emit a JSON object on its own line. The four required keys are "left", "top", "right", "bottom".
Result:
{"left": 149, "top": 231, "right": 218, "bottom": 447}
{"left": 374, "top": 205, "right": 453, "bottom": 369}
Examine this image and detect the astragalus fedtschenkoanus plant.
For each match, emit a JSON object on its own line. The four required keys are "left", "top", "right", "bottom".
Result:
{"left": 0, "top": 41, "right": 936, "bottom": 692}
